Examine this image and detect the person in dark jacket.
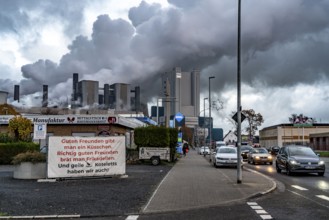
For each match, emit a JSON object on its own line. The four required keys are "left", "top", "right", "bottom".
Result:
{"left": 182, "top": 143, "right": 189, "bottom": 156}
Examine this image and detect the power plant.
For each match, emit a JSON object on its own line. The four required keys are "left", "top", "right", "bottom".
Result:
{"left": 9, "top": 73, "right": 141, "bottom": 113}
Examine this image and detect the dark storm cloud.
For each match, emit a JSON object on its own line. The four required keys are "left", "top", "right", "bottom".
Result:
{"left": 2, "top": 0, "right": 329, "bottom": 106}
{"left": 128, "top": 1, "right": 162, "bottom": 27}
{"left": 167, "top": 0, "right": 199, "bottom": 8}
{"left": 0, "top": 0, "right": 87, "bottom": 37}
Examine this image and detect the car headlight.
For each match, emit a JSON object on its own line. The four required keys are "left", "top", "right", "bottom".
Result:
{"left": 255, "top": 156, "right": 260, "bottom": 159}
{"left": 289, "top": 160, "right": 299, "bottom": 165}
{"left": 268, "top": 155, "right": 272, "bottom": 159}
{"left": 319, "top": 161, "right": 325, "bottom": 165}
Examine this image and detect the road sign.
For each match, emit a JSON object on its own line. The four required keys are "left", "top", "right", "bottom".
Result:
{"left": 174, "top": 112, "right": 184, "bottom": 122}
{"left": 232, "top": 112, "right": 246, "bottom": 123}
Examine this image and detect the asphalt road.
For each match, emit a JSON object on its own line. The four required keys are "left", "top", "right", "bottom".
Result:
{"left": 0, "top": 164, "right": 172, "bottom": 217}
{"left": 243, "top": 157, "right": 329, "bottom": 220}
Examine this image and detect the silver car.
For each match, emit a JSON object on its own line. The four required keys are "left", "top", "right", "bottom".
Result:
{"left": 212, "top": 146, "right": 243, "bottom": 168}
{"left": 199, "top": 146, "right": 210, "bottom": 155}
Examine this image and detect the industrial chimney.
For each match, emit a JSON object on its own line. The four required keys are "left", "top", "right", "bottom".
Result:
{"left": 72, "top": 73, "right": 79, "bottom": 101}
{"left": 42, "top": 85, "right": 48, "bottom": 107}
{"left": 14, "top": 85, "right": 20, "bottom": 102}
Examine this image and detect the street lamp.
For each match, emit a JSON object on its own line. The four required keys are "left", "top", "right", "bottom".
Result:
{"left": 209, "top": 76, "right": 215, "bottom": 157}
{"left": 203, "top": 97, "right": 208, "bottom": 146}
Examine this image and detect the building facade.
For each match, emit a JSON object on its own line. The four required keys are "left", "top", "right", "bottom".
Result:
{"left": 77, "top": 80, "right": 99, "bottom": 107}
{"left": 161, "top": 67, "right": 200, "bottom": 127}
{"left": 109, "top": 83, "right": 131, "bottom": 111}
{"left": 0, "top": 114, "right": 145, "bottom": 149}
{"left": 259, "top": 123, "right": 329, "bottom": 150}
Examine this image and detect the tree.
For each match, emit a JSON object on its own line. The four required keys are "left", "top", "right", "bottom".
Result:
{"left": 181, "top": 126, "right": 193, "bottom": 146}
{"left": 289, "top": 113, "right": 316, "bottom": 124}
{"left": 8, "top": 116, "right": 32, "bottom": 141}
{"left": 0, "top": 104, "right": 19, "bottom": 115}
{"left": 242, "top": 109, "right": 264, "bottom": 141}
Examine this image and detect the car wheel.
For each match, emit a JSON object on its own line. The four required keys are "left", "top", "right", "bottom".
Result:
{"left": 318, "top": 172, "right": 324, "bottom": 176}
{"left": 151, "top": 157, "right": 160, "bottom": 166}
{"left": 276, "top": 163, "right": 281, "bottom": 173}
{"left": 247, "top": 159, "right": 250, "bottom": 164}
{"left": 251, "top": 159, "right": 255, "bottom": 165}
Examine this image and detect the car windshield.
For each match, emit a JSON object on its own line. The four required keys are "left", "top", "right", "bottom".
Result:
{"left": 253, "top": 148, "right": 268, "bottom": 154}
{"left": 288, "top": 146, "right": 316, "bottom": 156}
{"left": 218, "top": 148, "right": 236, "bottom": 154}
{"left": 241, "top": 146, "right": 252, "bottom": 151}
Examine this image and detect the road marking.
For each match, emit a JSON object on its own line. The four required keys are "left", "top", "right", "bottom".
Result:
{"left": 256, "top": 210, "right": 268, "bottom": 214}
{"left": 316, "top": 195, "right": 329, "bottom": 202}
{"left": 250, "top": 205, "right": 263, "bottom": 209}
{"left": 291, "top": 185, "right": 308, "bottom": 191}
{"left": 247, "top": 202, "right": 273, "bottom": 219}
{"left": 126, "top": 215, "right": 139, "bottom": 220}
{"left": 260, "top": 215, "right": 273, "bottom": 219}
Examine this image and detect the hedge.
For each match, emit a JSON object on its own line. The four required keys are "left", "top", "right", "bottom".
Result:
{"left": 0, "top": 142, "right": 39, "bottom": 165}
{"left": 134, "top": 126, "right": 178, "bottom": 162}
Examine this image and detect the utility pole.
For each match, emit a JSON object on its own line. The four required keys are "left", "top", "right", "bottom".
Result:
{"left": 237, "top": 0, "right": 242, "bottom": 184}
{"left": 209, "top": 76, "right": 215, "bottom": 160}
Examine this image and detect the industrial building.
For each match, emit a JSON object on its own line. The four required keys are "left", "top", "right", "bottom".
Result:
{"left": 161, "top": 67, "right": 200, "bottom": 128}
{"left": 77, "top": 80, "right": 99, "bottom": 107}
{"left": 0, "top": 91, "right": 8, "bottom": 105}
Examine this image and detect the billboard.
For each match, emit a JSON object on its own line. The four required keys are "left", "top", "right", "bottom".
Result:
{"left": 48, "top": 136, "right": 125, "bottom": 178}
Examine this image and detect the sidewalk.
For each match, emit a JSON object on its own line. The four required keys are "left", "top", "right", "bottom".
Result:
{"left": 143, "top": 149, "right": 276, "bottom": 213}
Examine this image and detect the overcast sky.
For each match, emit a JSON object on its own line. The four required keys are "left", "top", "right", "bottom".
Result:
{"left": 1, "top": 0, "right": 329, "bottom": 135}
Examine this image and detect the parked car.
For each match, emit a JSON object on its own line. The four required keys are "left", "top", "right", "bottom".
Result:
{"left": 241, "top": 145, "right": 253, "bottom": 160}
{"left": 199, "top": 146, "right": 210, "bottom": 155}
{"left": 211, "top": 146, "right": 243, "bottom": 168}
{"left": 268, "top": 146, "right": 280, "bottom": 155}
{"left": 276, "top": 145, "right": 325, "bottom": 176}
{"left": 247, "top": 147, "right": 273, "bottom": 165}
{"left": 215, "top": 141, "right": 226, "bottom": 148}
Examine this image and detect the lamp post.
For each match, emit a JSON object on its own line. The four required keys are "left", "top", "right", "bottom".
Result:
{"left": 237, "top": 0, "right": 242, "bottom": 184}
{"left": 209, "top": 76, "right": 215, "bottom": 158}
{"left": 203, "top": 97, "right": 208, "bottom": 146}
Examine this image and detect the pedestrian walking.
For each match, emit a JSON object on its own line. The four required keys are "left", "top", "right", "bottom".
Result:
{"left": 183, "top": 143, "right": 189, "bottom": 156}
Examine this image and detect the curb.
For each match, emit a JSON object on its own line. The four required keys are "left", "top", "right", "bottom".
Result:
{"left": 244, "top": 167, "right": 277, "bottom": 199}
{"left": 0, "top": 215, "right": 80, "bottom": 219}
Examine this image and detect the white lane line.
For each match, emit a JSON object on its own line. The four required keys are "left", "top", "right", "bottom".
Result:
{"left": 247, "top": 202, "right": 272, "bottom": 220}
{"left": 316, "top": 195, "right": 329, "bottom": 202}
{"left": 126, "top": 215, "right": 139, "bottom": 220}
{"left": 291, "top": 185, "right": 308, "bottom": 191}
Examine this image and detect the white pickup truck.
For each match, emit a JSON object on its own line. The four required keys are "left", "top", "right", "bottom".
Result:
{"left": 139, "top": 147, "right": 171, "bottom": 165}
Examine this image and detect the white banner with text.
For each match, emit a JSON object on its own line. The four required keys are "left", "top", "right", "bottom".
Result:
{"left": 48, "top": 136, "right": 126, "bottom": 178}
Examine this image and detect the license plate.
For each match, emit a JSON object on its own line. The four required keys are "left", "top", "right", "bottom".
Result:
{"left": 305, "top": 166, "right": 315, "bottom": 169}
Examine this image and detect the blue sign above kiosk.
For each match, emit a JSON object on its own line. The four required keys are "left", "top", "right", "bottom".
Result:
{"left": 174, "top": 112, "right": 185, "bottom": 127}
